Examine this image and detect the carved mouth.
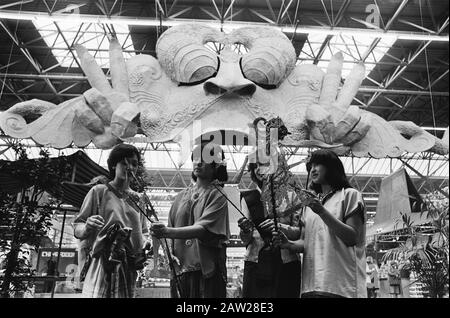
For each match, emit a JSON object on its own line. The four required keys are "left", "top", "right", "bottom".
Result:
{"left": 170, "top": 100, "right": 260, "bottom": 166}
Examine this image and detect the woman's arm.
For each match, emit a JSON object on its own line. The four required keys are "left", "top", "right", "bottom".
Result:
{"left": 151, "top": 223, "right": 207, "bottom": 240}
{"left": 283, "top": 238, "right": 305, "bottom": 253}
{"left": 73, "top": 223, "right": 89, "bottom": 240}
{"left": 165, "top": 224, "right": 207, "bottom": 239}
{"left": 272, "top": 235, "right": 305, "bottom": 253}
{"left": 73, "top": 215, "right": 105, "bottom": 239}
{"left": 320, "top": 207, "right": 362, "bottom": 246}
{"left": 280, "top": 223, "right": 301, "bottom": 240}
{"left": 258, "top": 220, "right": 301, "bottom": 240}
{"left": 304, "top": 197, "right": 363, "bottom": 246}
{"left": 73, "top": 186, "right": 105, "bottom": 240}
{"left": 272, "top": 224, "right": 305, "bottom": 252}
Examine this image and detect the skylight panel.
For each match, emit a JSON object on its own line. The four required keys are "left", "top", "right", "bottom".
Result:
{"left": 298, "top": 33, "right": 396, "bottom": 79}
{"left": 32, "top": 20, "right": 135, "bottom": 68}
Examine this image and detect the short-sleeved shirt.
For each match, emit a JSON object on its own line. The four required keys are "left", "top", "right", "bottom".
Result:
{"left": 301, "top": 188, "right": 367, "bottom": 298}
{"left": 168, "top": 182, "right": 230, "bottom": 278}
{"left": 73, "top": 184, "right": 148, "bottom": 256}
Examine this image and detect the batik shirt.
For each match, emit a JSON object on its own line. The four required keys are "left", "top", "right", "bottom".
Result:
{"left": 168, "top": 182, "right": 230, "bottom": 278}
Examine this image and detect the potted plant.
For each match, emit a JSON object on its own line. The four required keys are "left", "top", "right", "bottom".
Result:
{"left": 0, "top": 142, "right": 72, "bottom": 298}
{"left": 382, "top": 188, "right": 449, "bottom": 298}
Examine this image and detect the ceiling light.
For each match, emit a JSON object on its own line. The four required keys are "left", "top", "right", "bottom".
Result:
{"left": 0, "top": 10, "right": 447, "bottom": 42}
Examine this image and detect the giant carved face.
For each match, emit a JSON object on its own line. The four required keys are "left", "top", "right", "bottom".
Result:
{"left": 128, "top": 25, "right": 312, "bottom": 145}
{"left": 0, "top": 24, "right": 448, "bottom": 160}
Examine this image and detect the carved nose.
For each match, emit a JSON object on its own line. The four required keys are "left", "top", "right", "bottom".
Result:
{"left": 203, "top": 81, "right": 256, "bottom": 96}
{"left": 203, "top": 60, "right": 256, "bottom": 96}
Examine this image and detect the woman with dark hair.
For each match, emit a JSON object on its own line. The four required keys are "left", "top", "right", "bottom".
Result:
{"left": 151, "top": 142, "right": 230, "bottom": 298}
{"left": 73, "top": 143, "right": 149, "bottom": 298}
{"left": 273, "top": 149, "right": 367, "bottom": 298}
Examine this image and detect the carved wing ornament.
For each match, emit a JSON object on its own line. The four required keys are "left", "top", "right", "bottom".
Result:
{"left": 0, "top": 24, "right": 447, "bottom": 160}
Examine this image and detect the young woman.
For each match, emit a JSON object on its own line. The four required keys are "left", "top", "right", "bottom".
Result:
{"left": 388, "top": 261, "right": 402, "bottom": 298}
{"left": 273, "top": 149, "right": 367, "bottom": 298}
{"left": 73, "top": 143, "right": 149, "bottom": 298}
{"left": 239, "top": 162, "right": 302, "bottom": 298}
{"left": 366, "top": 256, "right": 379, "bottom": 298}
{"left": 150, "top": 142, "right": 230, "bottom": 298}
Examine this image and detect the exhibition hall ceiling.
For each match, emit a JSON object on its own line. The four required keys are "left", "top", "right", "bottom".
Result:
{"left": 0, "top": 0, "right": 448, "bottom": 130}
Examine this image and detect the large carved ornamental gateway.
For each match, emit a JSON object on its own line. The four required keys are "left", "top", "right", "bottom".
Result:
{"left": 0, "top": 24, "right": 448, "bottom": 159}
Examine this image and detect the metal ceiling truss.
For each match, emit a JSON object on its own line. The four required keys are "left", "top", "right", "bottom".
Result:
{"left": 0, "top": 135, "right": 447, "bottom": 205}
{"left": 364, "top": 16, "right": 449, "bottom": 109}
{"left": 1, "top": 70, "right": 447, "bottom": 100}
{"left": 0, "top": 20, "right": 62, "bottom": 102}
{"left": 313, "top": 0, "right": 352, "bottom": 64}
{"left": 0, "top": 2, "right": 447, "bottom": 108}
{"left": 0, "top": 8, "right": 447, "bottom": 41}
{"left": 0, "top": 2, "right": 448, "bottom": 128}
{"left": 387, "top": 67, "right": 449, "bottom": 121}
{"left": 360, "top": 0, "right": 410, "bottom": 62}
{"left": 0, "top": 1, "right": 447, "bottom": 225}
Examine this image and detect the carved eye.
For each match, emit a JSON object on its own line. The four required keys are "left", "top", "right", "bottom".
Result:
{"left": 175, "top": 44, "right": 219, "bottom": 85}
{"left": 241, "top": 46, "right": 288, "bottom": 88}
{"left": 156, "top": 24, "right": 223, "bottom": 85}
{"left": 229, "top": 27, "right": 296, "bottom": 88}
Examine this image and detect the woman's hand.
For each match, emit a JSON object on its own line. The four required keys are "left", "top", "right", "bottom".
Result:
{"left": 237, "top": 217, "right": 254, "bottom": 233}
{"left": 272, "top": 230, "right": 290, "bottom": 249}
{"left": 150, "top": 222, "right": 169, "bottom": 238}
{"left": 259, "top": 219, "right": 292, "bottom": 235}
{"left": 259, "top": 219, "right": 276, "bottom": 233}
{"left": 86, "top": 215, "right": 105, "bottom": 231}
{"left": 238, "top": 218, "right": 254, "bottom": 244}
{"left": 303, "top": 197, "right": 325, "bottom": 215}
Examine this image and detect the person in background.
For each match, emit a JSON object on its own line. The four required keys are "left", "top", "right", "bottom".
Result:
{"left": 377, "top": 261, "right": 389, "bottom": 297}
{"left": 239, "top": 162, "right": 302, "bottom": 298}
{"left": 388, "top": 261, "right": 402, "bottom": 298}
{"left": 73, "top": 143, "right": 149, "bottom": 298}
{"left": 366, "top": 256, "right": 379, "bottom": 298}
{"left": 151, "top": 142, "right": 230, "bottom": 298}
{"left": 44, "top": 255, "right": 57, "bottom": 293}
{"left": 273, "top": 149, "right": 367, "bottom": 298}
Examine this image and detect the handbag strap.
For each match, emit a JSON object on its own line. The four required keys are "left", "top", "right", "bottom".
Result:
{"left": 106, "top": 183, "right": 146, "bottom": 220}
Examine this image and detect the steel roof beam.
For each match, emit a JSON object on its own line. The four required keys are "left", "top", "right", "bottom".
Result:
{"left": 41, "top": 0, "right": 84, "bottom": 71}
{"left": 0, "top": 77, "right": 24, "bottom": 102}
{"left": 0, "top": 0, "right": 34, "bottom": 10}
{"left": 265, "top": 0, "right": 277, "bottom": 22}
{"left": 313, "top": 0, "right": 352, "bottom": 64}
{"left": 387, "top": 68, "right": 449, "bottom": 120}
{"left": 0, "top": 72, "right": 447, "bottom": 96}
{"left": 360, "top": 0, "right": 410, "bottom": 62}
{"left": 0, "top": 10, "right": 447, "bottom": 42}
{"left": 249, "top": 8, "right": 275, "bottom": 24}
{"left": 366, "top": 40, "right": 433, "bottom": 107}
{"left": 278, "top": 0, "right": 297, "bottom": 25}
{"left": 0, "top": 20, "right": 61, "bottom": 101}
{"left": 224, "top": 0, "right": 237, "bottom": 21}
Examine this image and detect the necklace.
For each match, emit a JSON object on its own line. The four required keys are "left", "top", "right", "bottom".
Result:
{"left": 190, "top": 185, "right": 207, "bottom": 201}
{"left": 318, "top": 189, "right": 335, "bottom": 203}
